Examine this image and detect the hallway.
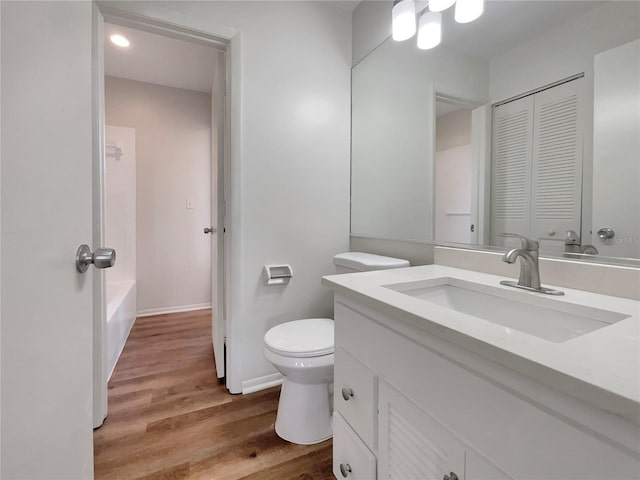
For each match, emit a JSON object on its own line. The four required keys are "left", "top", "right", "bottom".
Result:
{"left": 93, "top": 310, "right": 333, "bottom": 479}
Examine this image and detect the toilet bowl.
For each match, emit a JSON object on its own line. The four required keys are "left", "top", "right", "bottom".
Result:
{"left": 264, "top": 318, "right": 335, "bottom": 445}
{"left": 264, "top": 252, "right": 410, "bottom": 445}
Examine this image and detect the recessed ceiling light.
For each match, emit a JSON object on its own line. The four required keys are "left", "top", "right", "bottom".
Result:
{"left": 110, "top": 34, "right": 130, "bottom": 48}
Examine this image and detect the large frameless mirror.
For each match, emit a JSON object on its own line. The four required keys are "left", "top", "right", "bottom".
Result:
{"left": 351, "top": 1, "right": 640, "bottom": 265}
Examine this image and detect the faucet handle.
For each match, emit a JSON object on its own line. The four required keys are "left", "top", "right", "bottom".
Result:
{"left": 565, "top": 230, "right": 580, "bottom": 246}
{"left": 500, "top": 233, "right": 539, "bottom": 251}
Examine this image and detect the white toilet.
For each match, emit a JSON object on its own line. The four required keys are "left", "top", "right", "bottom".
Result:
{"left": 264, "top": 252, "right": 410, "bottom": 445}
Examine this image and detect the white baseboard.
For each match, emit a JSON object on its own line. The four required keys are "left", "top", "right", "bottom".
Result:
{"left": 242, "top": 372, "right": 283, "bottom": 395}
{"left": 136, "top": 303, "right": 212, "bottom": 318}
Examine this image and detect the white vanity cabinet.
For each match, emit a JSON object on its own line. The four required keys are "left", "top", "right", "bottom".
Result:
{"left": 331, "top": 294, "right": 640, "bottom": 480}
{"left": 378, "top": 382, "right": 509, "bottom": 480}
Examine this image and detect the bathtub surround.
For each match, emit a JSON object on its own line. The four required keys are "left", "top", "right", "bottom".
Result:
{"left": 104, "top": 125, "right": 137, "bottom": 378}
{"left": 105, "top": 281, "right": 136, "bottom": 379}
{"left": 105, "top": 126, "right": 136, "bottom": 285}
{"left": 105, "top": 77, "right": 213, "bottom": 316}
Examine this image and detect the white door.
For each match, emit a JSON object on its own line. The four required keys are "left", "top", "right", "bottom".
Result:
{"left": 1, "top": 2, "right": 97, "bottom": 477}
{"left": 491, "top": 95, "right": 534, "bottom": 247}
{"left": 530, "top": 79, "right": 583, "bottom": 252}
{"left": 211, "top": 49, "right": 227, "bottom": 379}
{"left": 592, "top": 39, "right": 640, "bottom": 259}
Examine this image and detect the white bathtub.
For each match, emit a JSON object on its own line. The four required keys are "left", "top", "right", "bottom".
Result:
{"left": 106, "top": 280, "right": 137, "bottom": 380}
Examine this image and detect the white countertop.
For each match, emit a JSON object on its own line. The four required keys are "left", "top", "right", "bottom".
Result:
{"left": 322, "top": 265, "right": 640, "bottom": 424}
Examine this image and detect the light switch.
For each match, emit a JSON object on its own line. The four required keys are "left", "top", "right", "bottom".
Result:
{"left": 186, "top": 197, "right": 195, "bottom": 209}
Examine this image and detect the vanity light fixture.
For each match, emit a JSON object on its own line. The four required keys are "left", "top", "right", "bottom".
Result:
{"left": 454, "top": 0, "right": 484, "bottom": 23}
{"left": 392, "top": 0, "right": 484, "bottom": 48}
{"left": 417, "top": 11, "right": 442, "bottom": 49}
{"left": 110, "top": 34, "right": 130, "bottom": 48}
{"left": 392, "top": 0, "right": 417, "bottom": 41}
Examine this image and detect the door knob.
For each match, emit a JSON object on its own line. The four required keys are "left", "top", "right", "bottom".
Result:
{"left": 339, "top": 463, "right": 352, "bottom": 477}
{"left": 204, "top": 227, "right": 216, "bottom": 234}
{"left": 76, "top": 244, "right": 116, "bottom": 273}
{"left": 597, "top": 228, "right": 615, "bottom": 240}
{"left": 341, "top": 388, "right": 354, "bottom": 401}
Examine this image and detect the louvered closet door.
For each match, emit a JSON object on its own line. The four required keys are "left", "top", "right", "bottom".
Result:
{"left": 531, "top": 79, "right": 583, "bottom": 251}
{"left": 491, "top": 96, "right": 534, "bottom": 247}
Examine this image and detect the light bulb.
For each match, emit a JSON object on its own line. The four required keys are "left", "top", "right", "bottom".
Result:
{"left": 110, "top": 34, "right": 130, "bottom": 48}
{"left": 392, "top": 0, "right": 417, "bottom": 41}
{"left": 454, "top": 0, "right": 483, "bottom": 23}
{"left": 428, "top": 0, "right": 456, "bottom": 13}
{"left": 417, "top": 11, "right": 442, "bottom": 50}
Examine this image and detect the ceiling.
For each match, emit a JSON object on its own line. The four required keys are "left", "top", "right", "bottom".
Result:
{"left": 104, "top": 23, "right": 218, "bottom": 93}
{"left": 435, "top": 100, "right": 464, "bottom": 117}
{"left": 104, "top": 2, "right": 606, "bottom": 91}
{"left": 436, "top": 1, "right": 605, "bottom": 59}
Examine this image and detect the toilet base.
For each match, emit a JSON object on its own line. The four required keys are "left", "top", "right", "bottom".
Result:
{"left": 274, "top": 378, "right": 333, "bottom": 445}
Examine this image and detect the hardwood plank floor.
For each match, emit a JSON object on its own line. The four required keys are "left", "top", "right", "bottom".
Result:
{"left": 94, "top": 310, "right": 334, "bottom": 480}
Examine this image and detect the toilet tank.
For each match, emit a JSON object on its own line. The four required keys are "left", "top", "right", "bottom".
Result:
{"left": 333, "top": 252, "right": 410, "bottom": 274}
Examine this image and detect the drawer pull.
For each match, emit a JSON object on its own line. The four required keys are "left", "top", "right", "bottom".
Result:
{"left": 341, "top": 388, "right": 354, "bottom": 401}
{"left": 339, "top": 463, "right": 352, "bottom": 477}
{"left": 443, "top": 472, "right": 459, "bottom": 480}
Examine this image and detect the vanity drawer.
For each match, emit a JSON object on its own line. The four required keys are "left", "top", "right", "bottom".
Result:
{"left": 333, "top": 412, "right": 377, "bottom": 480}
{"left": 334, "top": 347, "right": 377, "bottom": 450}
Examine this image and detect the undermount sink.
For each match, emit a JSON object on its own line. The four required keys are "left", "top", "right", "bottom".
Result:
{"left": 383, "top": 277, "right": 629, "bottom": 343}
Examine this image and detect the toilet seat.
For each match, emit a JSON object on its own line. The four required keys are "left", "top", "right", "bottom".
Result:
{"left": 264, "top": 318, "right": 334, "bottom": 358}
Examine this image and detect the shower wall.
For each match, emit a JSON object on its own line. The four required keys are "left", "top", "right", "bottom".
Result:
{"left": 105, "top": 125, "right": 136, "bottom": 284}
{"left": 104, "top": 125, "right": 137, "bottom": 378}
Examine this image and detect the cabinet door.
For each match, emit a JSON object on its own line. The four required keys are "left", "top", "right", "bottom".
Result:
{"left": 378, "top": 382, "right": 465, "bottom": 480}
{"left": 334, "top": 412, "right": 377, "bottom": 480}
{"left": 335, "top": 347, "right": 377, "bottom": 450}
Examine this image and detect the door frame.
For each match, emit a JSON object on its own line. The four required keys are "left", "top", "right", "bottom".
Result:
{"left": 432, "top": 92, "right": 490, "bottom": 246}
{"left": 92, "top": 5, "right": 241, "bottom": 426}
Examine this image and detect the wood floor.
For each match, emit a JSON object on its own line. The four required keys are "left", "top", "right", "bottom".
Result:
{"left": 94, "top": 310, "right": 334, "bottom": 480}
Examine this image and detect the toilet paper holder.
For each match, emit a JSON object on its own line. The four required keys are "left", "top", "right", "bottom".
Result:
{"left": 263, "top": 264, "right": 293, "bottom": 285}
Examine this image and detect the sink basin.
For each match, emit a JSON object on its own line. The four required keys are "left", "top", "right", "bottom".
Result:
{"left": 383, "top": 277, "right": 629, "bottom": 343}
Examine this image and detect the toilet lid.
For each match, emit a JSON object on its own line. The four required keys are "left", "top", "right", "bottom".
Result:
{"left": 265, "top": 318, "right": 334, "bottom": 358}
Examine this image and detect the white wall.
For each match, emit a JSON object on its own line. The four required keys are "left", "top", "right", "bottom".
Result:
{"left": 105, "top": 125, "right": 136, "bottom": 284}
{"left": 436, "top": 109, "right": 471, "bottom": 152}
{"left": 102, "top": 2, "right": 352, "bottom": 391}
{"left": 489, "top": 2, "right": 640, "bottom": 103}
{"left": 352, "top": 0, "right": 393, "bottom": 66}
{"left": 105, "top": 77, "right": 212, "bottom": 315}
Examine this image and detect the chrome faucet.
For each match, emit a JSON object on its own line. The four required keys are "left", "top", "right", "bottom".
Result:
{"left": 500, "top": 233, "right": 564, "bottom": 295}
{"left": 564, "top": 230, "right": 599, "bottom": 255}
